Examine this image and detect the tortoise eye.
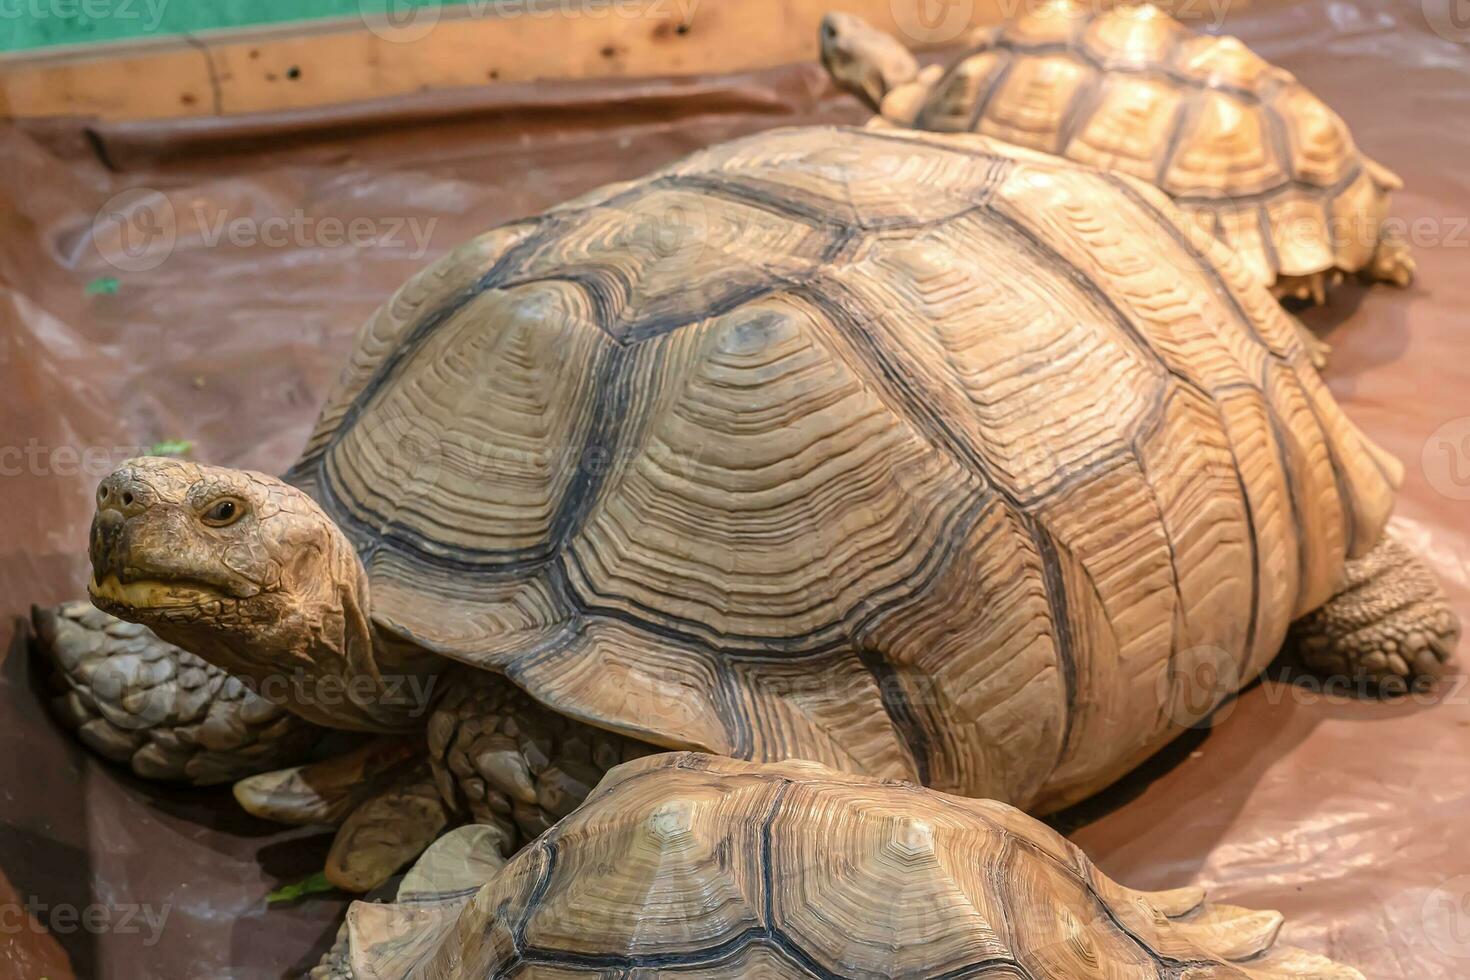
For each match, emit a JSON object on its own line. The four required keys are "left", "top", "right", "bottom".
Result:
{"left": 201, "top": 498, "right": 245, "bottom": 527}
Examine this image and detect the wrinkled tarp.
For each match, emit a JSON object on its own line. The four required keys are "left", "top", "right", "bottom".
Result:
{"left": 1, "top": 0, "right": 1468, "bottom": 975}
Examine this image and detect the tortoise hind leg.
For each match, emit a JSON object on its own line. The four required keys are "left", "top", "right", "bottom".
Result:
{"left": 1362, "top": 223, "right": 1415, "bottom": 288}
{"left": 1359, "top": 157, "right": 1414, "bottom": 287}
{"left": 1290, "top": 537, "right": 1459, "bottom": 691}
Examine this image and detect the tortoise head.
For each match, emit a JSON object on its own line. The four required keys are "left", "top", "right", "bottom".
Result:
{"left": 86, "top": 457, "right": 433, "bottom": 731}
{"left": 88, "top": 457, "right": 335, "bottom": 623}
{"left": 819, "top": 13, "right": 918, "bottom": 111}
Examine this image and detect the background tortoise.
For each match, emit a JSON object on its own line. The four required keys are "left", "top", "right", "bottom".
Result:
{"left": 821, "top": 2, "right": 1414, "bottom": 306}
{"left": 320, "top": 753, "right": 1365, "bottom": 979}
{"left": 42, "top": 125, "right": 1456, "bottom": 898}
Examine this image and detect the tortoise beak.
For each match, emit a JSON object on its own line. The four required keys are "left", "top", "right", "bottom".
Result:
{"left": 86, "top": 507, "right": 179, "bottom": 614}
{"left": 88, "top": 465, "right": 157, "bottom": 587}
{"left": 88, "top": 508, "right": 131, "bottom": 586}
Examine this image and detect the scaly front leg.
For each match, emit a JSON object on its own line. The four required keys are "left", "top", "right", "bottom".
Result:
{"left": 427, "top": 669, "right": 654, "bottom": 846}
{"left": 237, "top": 670, "right": 653, "bottom": 893}
{"left": 32, "top": 601, "right": 320, "bottom": 784}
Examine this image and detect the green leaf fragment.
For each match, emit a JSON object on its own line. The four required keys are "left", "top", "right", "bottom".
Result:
{"left": 148, "top": 439, "right": 193, "bottom": 457}
{"left": 85, "top": 277, "right": 120, "bottom": 295}
{"left": 266, "top": 870, "right": 336, "bottom": 904}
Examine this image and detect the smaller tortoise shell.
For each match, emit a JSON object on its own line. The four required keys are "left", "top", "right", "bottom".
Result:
{"left": 343, "top": 753, "right": 1364, "bottom": 979}
{"left": 897, "top": 0, "right": 1401, "bottom": 294}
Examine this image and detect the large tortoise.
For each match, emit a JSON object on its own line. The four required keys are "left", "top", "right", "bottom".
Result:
{"left": 821, "top": 2, "right": 1414, "bottom": 305}
{"left": 321, "top": 753, "right": 1365, "bottom": 979}
{"left": 41, "top": 126, "right": 1457, "bottom": 899}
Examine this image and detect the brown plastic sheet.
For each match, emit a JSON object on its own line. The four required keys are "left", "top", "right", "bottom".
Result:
{"left": 1, "top": 0, "right": 1467, "bottom": 975}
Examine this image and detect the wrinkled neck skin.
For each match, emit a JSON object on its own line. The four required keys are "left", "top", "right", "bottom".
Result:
{"left": 148, "top": 532, "right": 444, "bottom": 734}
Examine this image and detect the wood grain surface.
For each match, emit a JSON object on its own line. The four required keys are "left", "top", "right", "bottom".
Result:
{"left": 0, "top": 0, "right": 1016, "bottom": 121}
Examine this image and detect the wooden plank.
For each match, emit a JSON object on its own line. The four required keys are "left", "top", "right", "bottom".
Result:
{"left": 0, "top": 0, "right": 1023, "bottom": 121}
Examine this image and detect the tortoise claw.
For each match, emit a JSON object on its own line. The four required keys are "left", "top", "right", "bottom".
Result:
{"left": 234, "top": 736, "right": 421, "bottom": 826}
{"left": 1291, "top": 535, "right": 1459, "bottom": 693}
{"left": 1363, "top": 224, "right": 1415, "bottom": 288}
{"left": 325, "top": 762, "right": 452, "bottom": 893}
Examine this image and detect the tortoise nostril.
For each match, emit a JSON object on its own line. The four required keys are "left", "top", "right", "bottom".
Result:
{"left": 97, "top": 474, "right": 148, "bottom": 516}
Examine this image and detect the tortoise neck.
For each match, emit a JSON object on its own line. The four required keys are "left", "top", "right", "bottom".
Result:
{"left": 278, "top": 534, "right": 446, "bottom": 732}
